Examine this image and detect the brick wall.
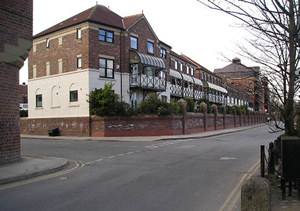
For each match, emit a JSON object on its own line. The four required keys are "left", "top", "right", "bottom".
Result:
{"left": 0, "top": 0, "right": 33, "bottom": 164}
{"left": 21, "top": 117, "right": 90, "bottom": 136}
{"left": 20, "top": 112, "right": 266, "bottom": 137}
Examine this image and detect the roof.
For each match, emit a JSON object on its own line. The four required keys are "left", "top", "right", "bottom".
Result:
{"left": 34, "top": 5, "right": 124, "bottom": 39}
{"left": 214, "top": 59, "right": 260, "bottom": 74}
{"left": 180, "top": 54, "right": 202, "bottom": 69}
{"left": 123, "top": 14, "right": 143, "bottom": 29}
{"left": 181, "top": 54, "right": 221, "bottom": 78}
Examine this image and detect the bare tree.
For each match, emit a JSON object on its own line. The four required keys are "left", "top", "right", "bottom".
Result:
{"left": 197, "top": 0, "right": 300, "bottom": 135}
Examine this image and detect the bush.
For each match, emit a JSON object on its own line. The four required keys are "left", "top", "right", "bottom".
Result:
{"left": 184, "top": 98, "right": 195, "bottom": 112}
{"left": 20, "top": 110, "right": 28, "bottom": 117}
{"left": 89, "top": 83, "right": 132, "bottom": 116}
{"left": 136, "top": 93, "right": 181, "bottom": 116}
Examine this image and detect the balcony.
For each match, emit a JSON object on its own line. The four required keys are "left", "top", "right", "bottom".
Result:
{"left": 130, "top": 74, "right": 166, "bottom": 91}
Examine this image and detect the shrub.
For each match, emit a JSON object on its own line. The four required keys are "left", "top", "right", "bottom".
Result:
{"left": 184, "top": 98, "right": 195, "bottom": 112}
{"left": 136, "top": 93, "right": 181, "bottom": 116}
{"left": 89, "top": 83, "right": 131, "bottom": 116}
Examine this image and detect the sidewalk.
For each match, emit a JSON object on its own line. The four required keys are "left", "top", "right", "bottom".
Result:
{"left": 0, "top": 156, "right": 68, "bottom": 185}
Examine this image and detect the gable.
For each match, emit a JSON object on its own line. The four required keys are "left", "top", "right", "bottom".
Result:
{"left": 126, "top": 16, "right": 158, "bottom": 41}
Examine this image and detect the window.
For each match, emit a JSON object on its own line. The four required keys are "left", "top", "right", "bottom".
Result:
{"left": 131, "top": 36, "right": 138, "bottom": 49}
{"left": 36, "top": 94, "right": 42, "bottom": 107}
{"left": 70, "top": 90, "right": 78, "bottom": 102}
{"left": 160, "top": 48, "right": 166, "bottom": 58}
{"left": 191, "top": 68, "right": 194, "bottom": 75}
{"left": 187, "top": 66, "right": 190, "bottom": 74}
{"left": 99, "top": 29, "right": 114, "bottom": 43}
{"left": 77, "top": 57, "right": 82, "bottom": 68}
{"left": 77, "top": 28, "right": 82, "bottom": 39}
{"left": 180, "top": 63, "right": 183, "bottom": 71}
{"left": 46, "top": 38, "right": 50, "bottom": 48}
{"left": 99, "top": 58, "right": 114, "bottom": 78}
{"left": 175, "top": 60, "right": 178, "bottom": 70}
{"left": 147, "top": 41, "right": 154, "bottom": 54}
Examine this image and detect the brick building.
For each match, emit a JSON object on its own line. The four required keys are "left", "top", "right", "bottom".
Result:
{"left": 28, "top": 4, "right": 251, "bottom": 121}
{"left": 214, "top": 58, "right": 268, "bottom": 111}
{"left": 0, "top": 0, "right": 33, "bottom": 164}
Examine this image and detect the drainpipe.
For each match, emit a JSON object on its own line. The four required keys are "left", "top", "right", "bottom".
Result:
{"left": 120, "top": 30, "right": 123, "bottom": 101}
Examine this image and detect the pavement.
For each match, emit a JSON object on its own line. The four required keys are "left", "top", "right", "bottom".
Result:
{"left": 1, "top": 123, "right": 299, "bottom": 210}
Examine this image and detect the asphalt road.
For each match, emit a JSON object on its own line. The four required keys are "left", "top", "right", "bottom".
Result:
{"left": 0, "top": 125, "right": 279, "bottom": 211}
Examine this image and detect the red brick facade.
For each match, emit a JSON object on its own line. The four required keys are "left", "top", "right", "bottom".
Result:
{"left": 0, "top": 0, "right": 33, "bottom": 164}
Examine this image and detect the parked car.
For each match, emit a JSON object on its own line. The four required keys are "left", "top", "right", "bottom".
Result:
{"left": 20, "top": 103, "right": 28, "bottom": 110}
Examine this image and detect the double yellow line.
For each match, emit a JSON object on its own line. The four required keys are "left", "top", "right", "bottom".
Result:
{"left": 0, "top": 160, "right": 84, "bottom": 191}
{"left": 218, "top": 160, "right": 260, "bottom": 211}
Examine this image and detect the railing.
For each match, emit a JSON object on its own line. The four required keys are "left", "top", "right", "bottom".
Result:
{"left": 130, "top": 74, "right": 166, "bottom": 90}
{"left": 169, "top": 84, "right": 182, "bottom": 97}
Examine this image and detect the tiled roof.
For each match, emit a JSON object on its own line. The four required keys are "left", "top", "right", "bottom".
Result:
{"left": 214, "top": 62, "right": 259, "bottom": 73}
{"left": 34, "top": 5, "right": 124, "bottom": 38}
{"left": 123, "top": 14, "right": 144, "bottom": 29}
{"left": 180, "top": 54, "right": 202, "bottom": 69}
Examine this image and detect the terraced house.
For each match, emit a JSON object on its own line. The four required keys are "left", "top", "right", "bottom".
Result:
{"left": 28, "top": 4, "right": 250, "bottom": 119}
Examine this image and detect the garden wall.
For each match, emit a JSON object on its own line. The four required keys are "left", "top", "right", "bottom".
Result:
{"left": 20, "top": 112, "right": 266, "bottom": 137}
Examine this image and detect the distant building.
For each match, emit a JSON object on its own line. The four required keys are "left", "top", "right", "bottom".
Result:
{"left": 214, "top": 58, "right": 268, "bottom": 111}
{"left": 19, "top": 82, "right": 28, "bottom": 104}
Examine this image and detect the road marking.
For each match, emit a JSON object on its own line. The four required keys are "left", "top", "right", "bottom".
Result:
{"left": 117, "top": 154, "right": 125, "bottom": 157}
{"left": 0, "top": 160, "right": 83, "bottom": 191}
{"left": 126, "top": 152, "right": 133, "bottom": 155}
{"left": 220, "top": 157, "right": 237, "bottom": 160}
{"left": 107, "top": 156, "right": 116, "bottom": 159}
{"left": 218, "top": 160, "right": 260, "bottom": 211}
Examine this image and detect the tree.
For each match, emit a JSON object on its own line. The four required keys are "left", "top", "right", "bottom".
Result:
{"left": 197, "top": 0, "right": 300, "bottom": 135}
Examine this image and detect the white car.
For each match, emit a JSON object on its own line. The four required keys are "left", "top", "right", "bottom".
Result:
{"left": 20, "top": 103, "right": 28, "bottom": 110}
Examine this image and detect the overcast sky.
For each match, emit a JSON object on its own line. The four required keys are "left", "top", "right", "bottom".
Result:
{"left": 19, "top": 0, "right": 252, "bottom": 84}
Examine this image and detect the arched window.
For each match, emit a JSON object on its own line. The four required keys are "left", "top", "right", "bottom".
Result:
{"left": 35, "top": 88, "right": 42, "bottom": 107}
{"left": 69, "top": 83, "right": 78, "bottom": 102}
{"left": 51, "top": 86, "right": 59, "bottom": 107}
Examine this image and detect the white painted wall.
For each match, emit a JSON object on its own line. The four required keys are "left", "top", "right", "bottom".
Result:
{"left": 28, "top": 69, "right": 130, "bottom": 118}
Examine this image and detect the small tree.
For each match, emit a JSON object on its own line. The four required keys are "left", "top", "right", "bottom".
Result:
{"left": 89, "top": 83, "right": 131, "bottom": 116}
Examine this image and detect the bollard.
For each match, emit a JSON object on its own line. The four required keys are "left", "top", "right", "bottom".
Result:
{"left": 298, "top": 178, "right": 300, "bottom": 200}
{"left": 261, "top": 145, "right": 265, "bottom": 177}
{"left": 268, "top": 142, "right": 275, "bottom": 175}
{"left": 282, "top": 178, "right": 286, "bottom": 200}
